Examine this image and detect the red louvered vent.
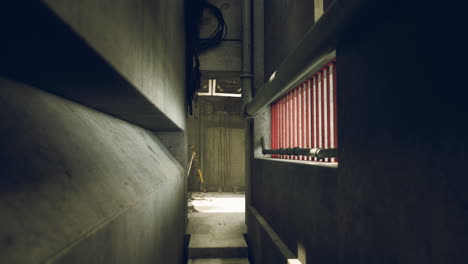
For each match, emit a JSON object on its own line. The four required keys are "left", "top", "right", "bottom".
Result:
{"left": 270, "top": 60, "right": 337, "bottom": 162}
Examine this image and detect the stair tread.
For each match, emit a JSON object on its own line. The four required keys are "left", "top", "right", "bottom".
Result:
{"left": 188, "top": 258, "right": 249, "bottom": 264}
{"left": 189, "top": 234, "right": 247, "bottom": 249}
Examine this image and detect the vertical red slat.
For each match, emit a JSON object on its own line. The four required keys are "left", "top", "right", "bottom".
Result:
{"left": 282, "top": 97, "right": 285, "bottom": 158}
{"left": 275, "top": 102, "right": 278, "bottom": 158}
{"left": 320, "top": 72, "right": 325, "bottom": 161}
{"left": 271, "top": 104, "right": 274, "bottom": 158}
{"left": 281, "top": 97, "right": 284, "bottom": 159}
{"left": 284, "top": 96, "right": 288, "bottom": 159}
{"left": 273, "top": 103, "right": 277, "bottom": 158}
{"left": 313, "top": 75, "right": 318, "bottom": 161}
{"left": 316, "top": 72, "right": 323, "bottom": 161}
{"left": 304, "top": 83, "right": 308, "bottom": 161}
{"left": 323, "top": 67, "right": 329, "bottom": 162}
{"left": 307, "top": 79, "right": 312, "bottom": 161}
{"left": 290, "top": 91, "right": 294, "bottom": 159}
{"left": 278, "top": 100, "right": 281, "bottom": 159}
{"left": 298, "top": 87, "right": 302, "bottom": 160}
{"left": 270, "top": 59, "right": 337, "bottom": 162}
{"left": 332, "top": 61, "right": 338, "bottom": 162}
{"left": 327, "top": 64, "right": 335, "bottom": 162}
{"left": 279, "top": 98, "right": 282, "bottom": 159}
{"left": 294, "top": 88, "right": 298, "bottom": 160}
{"left": 285, "top": 93, "right": 291, "bottom": 159}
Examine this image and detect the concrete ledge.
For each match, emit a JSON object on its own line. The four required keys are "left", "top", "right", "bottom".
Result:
{"left": 248, "top": 206, "right": 302, "bottom": 264}
{"left": 0, "top": 2, "right": 183, "bottom": 131}
{"left": 189, "top": 234, "right": 248, "bottom": 259}
{"left": 189, "top": 259, "right": 249, "bottom": 264}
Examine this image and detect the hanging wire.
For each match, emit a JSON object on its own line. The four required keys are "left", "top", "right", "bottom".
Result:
{"left": 185, "top": 0, "right": 228, "bottom": 115}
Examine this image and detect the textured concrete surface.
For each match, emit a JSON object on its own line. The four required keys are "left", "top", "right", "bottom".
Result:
{"left": 249, "top": 159, "right": 337, "bottom": 264}
{"left": 187, "top": 98, "right": 246, "bottom": 192}
{"left": 45, "top": 0, "right": 187, "bottom": 131}
{"left": 199, "top": 41, "right": 241, "bottom": 72}
{"left": 0, "top": 79, "right": 186, "bottom": 263}
{"left": 0, "top": 1, "right": 186, "bottom": 131}
{"left": 187, "top": 213, "right": 246, "bottom": 235}
{"left": 264, "top": 0, "right": 315, "bottom": 80}
{"left": 200, "top": 0, "right": 240, "bottom": 40}
{"left": 199, "top": 0, "right": 241, "bottom": 79}
{"left": 335, "top": 2, "right": 468, "bottom": 263}
{"left": 250, "top": 1, "right": 468, "bottom": 264}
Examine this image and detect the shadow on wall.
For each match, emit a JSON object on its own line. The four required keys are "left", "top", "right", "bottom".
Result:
{"left": 0, "top": 1, "right": 179, "bottom": 131}
{"left": 187, "top": 97, "right": 247, "bottom": 192}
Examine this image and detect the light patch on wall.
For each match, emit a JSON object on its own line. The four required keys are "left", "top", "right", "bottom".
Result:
{"left": 197, "top": 79, "right": 242, "bottom": 97}
{"left": 287, "top": 259, "right": 303, "bottom": 264}
{"left": 298, "top": 241, "right": 307, "bottom": 263}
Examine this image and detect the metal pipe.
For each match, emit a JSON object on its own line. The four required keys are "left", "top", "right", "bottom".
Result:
{"left": 261, "top": 137, "right": 337, "bottom": 159}
{"left": 242, "top": 0, "right": 380, "bottom": 118}
{"left": 241, "top": 0, "right": 253, "bottom": 116}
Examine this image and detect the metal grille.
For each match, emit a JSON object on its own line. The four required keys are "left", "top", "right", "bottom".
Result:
{"left": 271, "top": 60, "right": 337, "bottom": 162}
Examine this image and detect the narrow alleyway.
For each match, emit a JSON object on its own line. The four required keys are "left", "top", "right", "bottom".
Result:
{"left": 187, "top": 192, "right": 248, "bottom": 264}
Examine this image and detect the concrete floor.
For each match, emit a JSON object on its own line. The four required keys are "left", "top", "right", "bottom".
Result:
{"left": 187, "top": 192, "right": 249, "bottom": 263}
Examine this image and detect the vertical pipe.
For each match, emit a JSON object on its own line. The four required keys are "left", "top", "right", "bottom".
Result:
{"left": 242, "top": 0, "right": 253, "bottom": 228}
{"left": 241, "top": 0, "right": 253, "bottom": 114}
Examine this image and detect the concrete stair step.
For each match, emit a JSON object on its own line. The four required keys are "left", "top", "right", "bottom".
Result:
{"left": 188, "top": 258, "right": 249, "bottom": 264}
{"left": 189, "top": 234, "right": 248, "bottom": 259}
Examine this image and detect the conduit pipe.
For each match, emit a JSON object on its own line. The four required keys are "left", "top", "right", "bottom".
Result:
{"left": 242, "top": 0, "right": 380, "bottom": 118}
{"left": 241, "top": 0, "right": 253, "bottom": 112}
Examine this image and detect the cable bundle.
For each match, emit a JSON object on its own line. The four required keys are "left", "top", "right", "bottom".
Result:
{"left": 185, "top": 0, "right": 227, "bottom": 115}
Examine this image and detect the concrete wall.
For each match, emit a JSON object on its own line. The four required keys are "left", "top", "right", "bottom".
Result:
{"left": 250, "top": 1, "right": 339, "bottom": 263}
{"left": 0, "top": 1, "right": 187, "bottom": 263}
{"left": 199, "top": 0, "right": 241, "bottom": 77}
{"left": 44, "top": 0, "right": 186, "bottom": 130}
{"left": 0, "top": 1, "right": 185, "bottom": 131}
{"left": 187, "top": 97, "right": 246, "bottom": 192}
{"left": 249, "top": 1, "right": 468, "bottom": 264}
{"left": 336, "top": 2, "right": 468, "bottom": 263}
{"left": 0, "top": 79, "right": 185, "bottom": 263}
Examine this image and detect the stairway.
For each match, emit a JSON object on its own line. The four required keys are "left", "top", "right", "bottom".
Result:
{"left": 187, "top": 192, "right": 249, "bottom": 264}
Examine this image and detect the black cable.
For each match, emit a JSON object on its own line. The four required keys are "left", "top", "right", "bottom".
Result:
{"left": 185, "top": 0, "right": 227, "bottom": 115}
{"left": 199, "top": 2, "right": 227, "bottom": 52}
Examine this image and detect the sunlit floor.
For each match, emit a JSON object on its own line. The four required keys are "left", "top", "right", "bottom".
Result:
{"left": 187, "top": 192, "right": 248, "bottom": 263}
{"left": 188, "top": 192, "right": 245, "bottom": 213}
